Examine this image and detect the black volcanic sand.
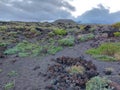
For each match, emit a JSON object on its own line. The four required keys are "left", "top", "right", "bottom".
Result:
{"left": 0, "top": 41, "right": 120, "bottom": 90}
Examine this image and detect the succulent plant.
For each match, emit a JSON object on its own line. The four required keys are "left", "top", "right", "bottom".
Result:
{"left": 86, "top": 76, "right": 113, "bottom": 90}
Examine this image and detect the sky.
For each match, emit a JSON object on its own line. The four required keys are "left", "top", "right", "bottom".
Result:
{"left": 0, "top": 0, "right": 120, "bottom": 24}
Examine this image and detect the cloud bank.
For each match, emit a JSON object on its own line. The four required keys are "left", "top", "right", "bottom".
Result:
{"left": 0, "top": 0, "right": 75, "bottom": 21}
{"left": 0, "top": 0, "right": 120, "bottom": 24}
{"left": 77, "top": 4, "right": 120, "bottom": 24}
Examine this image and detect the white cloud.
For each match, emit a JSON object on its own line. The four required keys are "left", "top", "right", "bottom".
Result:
{"left": 68, "top": 0, "right": 120, "bottom": 17}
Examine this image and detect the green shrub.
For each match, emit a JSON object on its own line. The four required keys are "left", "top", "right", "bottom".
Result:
{"left": 4, "top": 82, "right": 14, "bottom": 90}
{"left": 58, "top": 36, "right": 75, "bottom": 46}
{"left": 86, "top": 76, "right": 112, "bottom": 90}
{"left": 79, "top": 33, "right": 95, "bottom": 41}
{"left": 86, "top": 42, "right": 120, "bottom": 61}
{"left": 4, "top": 40, "right": 43, "bottom": 57}
{"left": 53, "top": 29, "right": 67, "bottom": 35}
{"left": 114, "top": 32, "right": 120, "bottom": 37}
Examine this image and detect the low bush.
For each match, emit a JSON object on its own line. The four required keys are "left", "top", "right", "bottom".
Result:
{"left": 86, "top": 76, "right": 112, "bottom": 90}
{"left": 4, "top": 40, "right": 43, "bottom": 57}
{"left": 53, "top": 29, "right": 67, "bottom": 35}
{"left": 58, "top": 36, "right": 75, "bottom": 46}
{"left": 78, "top": 33, "right": 95, "bottom": 42}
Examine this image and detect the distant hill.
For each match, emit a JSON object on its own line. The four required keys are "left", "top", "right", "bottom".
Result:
{"left": 53, "top": 19, "right": 77, "bottom": 25}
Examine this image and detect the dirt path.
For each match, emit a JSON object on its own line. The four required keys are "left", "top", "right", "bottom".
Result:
{"left": 0, "top": 41, "right": 120, "bottom": 90}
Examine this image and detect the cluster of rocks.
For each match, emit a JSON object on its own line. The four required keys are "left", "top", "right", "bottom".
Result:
{"left": 52, "top": 19, "right": 80, "bottom": 29}
{"left": 45, "top": 56, "right": 99, "bottom": 90}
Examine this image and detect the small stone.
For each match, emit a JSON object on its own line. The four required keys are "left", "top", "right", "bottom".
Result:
{"left": 33, "top": 66, "right": 40, "bottom": 71}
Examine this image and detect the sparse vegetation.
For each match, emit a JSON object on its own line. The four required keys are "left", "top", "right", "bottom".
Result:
{"left": 1, "top": 22, "right": 120, "bottom": 90}
{"left": 4, "top": 40, "right": 43, "bottom": 57}
{"left": 4, "top": 39, "right": 63, "bottom": 57}
{"left": 7, "top": 71, "right": 18, "bottom": 77}
{"left": 86, "top": 42, "right": 120, "bottom": 61}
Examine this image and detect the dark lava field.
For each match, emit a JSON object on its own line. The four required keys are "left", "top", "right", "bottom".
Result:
{"left": 0, "top": 20, "right": 120, "bottom": 90}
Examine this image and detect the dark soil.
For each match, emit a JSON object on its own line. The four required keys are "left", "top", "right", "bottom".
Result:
{"left": 0, "top": 41, "right": 120, "bottom": 90}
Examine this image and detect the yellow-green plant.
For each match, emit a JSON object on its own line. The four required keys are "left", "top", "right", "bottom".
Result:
{"left": 53, "top": 29, "right": 67, "bottom": 35}
{"left": 67, "top": 65, "right": 85, "bottom": 74}
{"left": 86, "top": 42, "right": 120, "bottom": 61}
